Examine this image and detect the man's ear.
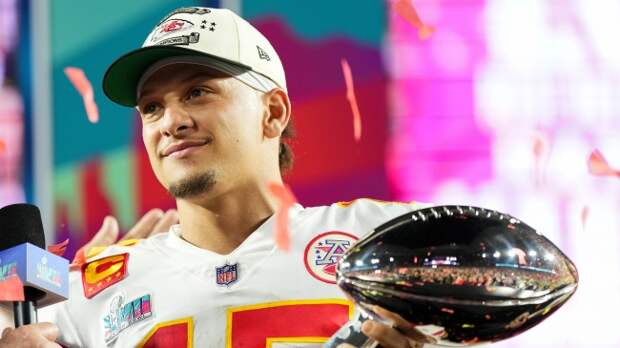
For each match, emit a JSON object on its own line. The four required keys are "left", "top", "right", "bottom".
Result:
{"left": 262, "top": 88, "right": 291, "bottom": 139}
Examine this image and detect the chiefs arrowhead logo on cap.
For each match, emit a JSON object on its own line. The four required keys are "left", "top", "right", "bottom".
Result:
{"left": 151, "top": 19, "right": 195, "bottom": 43}
{"left": 81, "top": 253, "right": 129, "bottom": 299}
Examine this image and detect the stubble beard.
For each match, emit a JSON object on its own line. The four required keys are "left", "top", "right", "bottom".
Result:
{"left": 168, "top": 171, "right": 216, "bottom": 199}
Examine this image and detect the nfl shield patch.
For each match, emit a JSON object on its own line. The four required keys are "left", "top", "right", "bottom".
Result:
{"left": 216, "top": 263, "right": 238, "bottom": 286}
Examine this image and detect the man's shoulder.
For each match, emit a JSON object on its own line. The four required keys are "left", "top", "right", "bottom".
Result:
{"left": 294, "top": 198, "right": 433, "bottom": 239}
{"left": 302, "top": 198, "right": 431, "bottom": 218}
{"left": 333, "top": 198, "right": 429, "bottom": 209}
{"left": 68, "top": 234, "right": 167, "bottom": 299}
{"left": 81, "top": 234, "right": 164, "bottom": 265}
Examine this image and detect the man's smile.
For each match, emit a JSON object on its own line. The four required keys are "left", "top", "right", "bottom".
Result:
{"left": 161, "top": 138, "right": 211, "bottom": 158}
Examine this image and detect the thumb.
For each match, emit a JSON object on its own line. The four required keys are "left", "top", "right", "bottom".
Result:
{"left": 32, "top": 322, "right": 60, "bottom": 341}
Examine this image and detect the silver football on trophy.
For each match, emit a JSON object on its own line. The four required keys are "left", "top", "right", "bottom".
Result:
{"left": 333, "top": 206, "right": 578, "bottom": 346}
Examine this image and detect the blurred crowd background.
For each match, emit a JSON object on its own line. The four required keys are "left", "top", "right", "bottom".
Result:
{"left": 1, "top": 0, "right": 619, "bottom": 346}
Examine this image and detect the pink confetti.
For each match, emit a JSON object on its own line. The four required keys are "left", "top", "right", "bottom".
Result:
{"left": 581, "top": 206, "right": 589, "bottom": 230}
{"left": 533, "top": 133, "right": 546, "bottom": 158}
{"left": 64, "top": 67, "right": 99, "bottom": 123}
{"left": 268, "top": 182, "right": 297, "bottom": 251}
{"left": 392, "top": 0, "right": 435, "bottom": 40}
{"left": 0, "top": 138, "right": 5, "bottom": 154}
{"left": 588, "top": 149, "right": 620, "bottom": 177}
{"left": 0, "top": 276, "right": 24, "bottom": 301}
{"left": 532, "top": 131, "right": 549, "bottom": 186}
{"left": 47, "top": 238, "right": 69, "bottom": 257}
{"left": 341, "top": 59, "right": 362, "bottom": 142}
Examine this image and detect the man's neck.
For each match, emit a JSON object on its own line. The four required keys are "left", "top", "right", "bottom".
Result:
{"left": 175, "top": 181, "right": 280, "bottom": 255}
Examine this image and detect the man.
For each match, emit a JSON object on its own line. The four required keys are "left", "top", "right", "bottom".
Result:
{"left": 1, "top": 7, "right": 427, "bottom": 347}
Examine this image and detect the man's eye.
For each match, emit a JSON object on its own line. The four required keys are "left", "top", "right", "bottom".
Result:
{"left": 141, "top": 103, "right": 160, "bottom": 116}
{"left": 187, "top": 88, "right": 207, "bottom": 100}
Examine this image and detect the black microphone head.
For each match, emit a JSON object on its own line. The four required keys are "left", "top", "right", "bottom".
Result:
{"left": 0, "top": 203, "right": 45, "bottom": 250}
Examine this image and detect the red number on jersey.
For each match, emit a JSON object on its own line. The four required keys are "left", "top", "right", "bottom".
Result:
{"left": 137, "top": 317, "right": 193, "bottom": 348}
{"left": 136, "top": 300, "right": 352, "bottom": 347}
{"left": 226, "top": 299, "right": 353, "bottom": 347}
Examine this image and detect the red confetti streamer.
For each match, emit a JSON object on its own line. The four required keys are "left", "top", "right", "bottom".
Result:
{"left": 588, "top": 149, "right": 620, "bottom": 177}
{"left": 441, "top": 307, "right": 455, "bottom": 314}
{"left": 47, "top": 238, "right": 69, "bottom": 257}
{"left": 581, "top": 206, "right": 589, "bottom": 230}
{"left": 340, "top": 59, "right": 362, "bottom": 142}
{"left": 69, "top": 246, "right": 87, "bottom": 271}
{"left": 0, "top": 138, "right": 5, "bottom": 154}
{"left": 64, "top": 67, "right": 99, "bottom": 123}
{"left": 392, "top": 0, "right": 435, "bottom": 39}
{"left": 533, "top": 133, "right": 545, "bottom": 158}
{"left": 268, "top": 182, "right": 298, "bottom": 251}
{"left": 0, "top": 276, "right": 25, "bottom": 301}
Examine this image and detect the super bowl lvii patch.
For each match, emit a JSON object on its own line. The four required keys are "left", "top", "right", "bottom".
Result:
{"left": 103, "top": 293, "right": 152, "bottom": 344}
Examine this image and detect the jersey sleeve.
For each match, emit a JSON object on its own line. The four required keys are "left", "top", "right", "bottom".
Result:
{"left": 331, "top": 198, "right": 433, "bottom": 238}
{"left": 41, "top": 242, "right": 142, "bottom": 347}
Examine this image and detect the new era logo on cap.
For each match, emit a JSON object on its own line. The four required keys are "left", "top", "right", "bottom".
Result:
{"left": 257, "top": 46, "right": 271, "bottom": 61}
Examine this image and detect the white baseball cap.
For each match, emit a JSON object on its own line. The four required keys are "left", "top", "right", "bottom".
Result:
{"left": 103, "top": 6, "right": 287, "bottom": 107}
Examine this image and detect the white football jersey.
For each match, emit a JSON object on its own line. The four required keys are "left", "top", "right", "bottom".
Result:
{"left": 47, "top": 199, "right": 430, "bottom": 347}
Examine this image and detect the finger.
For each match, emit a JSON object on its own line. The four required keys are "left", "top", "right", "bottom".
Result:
{"left": 373, "top": 306, "right": 426, "bottom": 342}
{"left": 85, "top": 216, "right": 120, "bottom": 250}
{"left": 148, "top": 209, "right": 179, "bottom": 236}
{"left": 32, "top": 322, "right": 60, "bottom": 341}
{"left": 373, "top": 306, "right": 410, "bottom": 327}
{"left": 121, "top": 208, "right": 164, "bottom": 240}
{"left": 337, "top": 344, "right": 356, "bottom": 348}
{"left": 362, "top": 320, "right": 410, "bottom": 348}
{"left": 1, "top": 327, "right": 12, "bottom": 338}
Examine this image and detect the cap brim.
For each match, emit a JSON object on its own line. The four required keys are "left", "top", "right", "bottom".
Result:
{"left": 102, "top": 46, "right": 250, "bottom": 107}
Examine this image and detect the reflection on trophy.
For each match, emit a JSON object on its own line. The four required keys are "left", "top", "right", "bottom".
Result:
{"left": 325, "top": 206, "right": 578, "bottom": 347}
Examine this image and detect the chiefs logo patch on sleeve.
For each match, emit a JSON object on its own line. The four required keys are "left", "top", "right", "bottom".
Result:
{"left": 81, "top": 253, "right": 129, "bottom": 299}
{"left": 304, "top": 231, "right": 358, "bottom": 284}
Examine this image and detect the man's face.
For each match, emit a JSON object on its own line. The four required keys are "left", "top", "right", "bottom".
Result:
{"left": 136, "top": 64, "right": 267, "bottom": 200}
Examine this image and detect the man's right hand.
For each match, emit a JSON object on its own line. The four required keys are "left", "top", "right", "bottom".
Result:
{"left": 0, "top": 323, "right": 61, "bottom": 348}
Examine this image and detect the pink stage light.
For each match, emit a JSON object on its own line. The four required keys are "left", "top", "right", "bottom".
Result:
{"left": 387, "top": 1, "right": 620, "bottom": 347}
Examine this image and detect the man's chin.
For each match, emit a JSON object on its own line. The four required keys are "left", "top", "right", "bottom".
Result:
{"left": 167, "top": 172, "right": 216, "bottom": 199}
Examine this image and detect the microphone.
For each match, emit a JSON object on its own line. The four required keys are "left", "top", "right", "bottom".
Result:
{"left": 0, "top": 203, "right": 69, "bottom": 327}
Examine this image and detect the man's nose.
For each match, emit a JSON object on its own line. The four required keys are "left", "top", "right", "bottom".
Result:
{"left": 160, "top": 104, "right": 194, "bottom": 136}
